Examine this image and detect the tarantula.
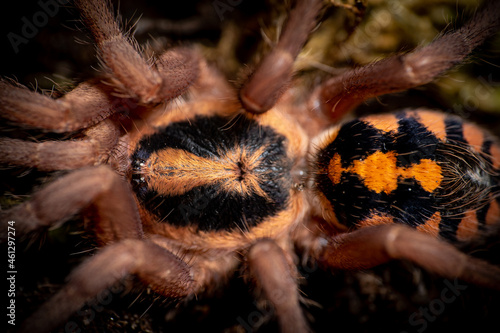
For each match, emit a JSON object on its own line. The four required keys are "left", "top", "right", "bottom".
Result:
{"left": 1, "top": 0, "right": 500, "bottom": 332}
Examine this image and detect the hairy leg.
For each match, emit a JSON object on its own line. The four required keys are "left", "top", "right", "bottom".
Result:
{"left": 313, "top": 0, "right": 500, "bottom": 120}
{"left": 0, "top": 118, "right": 121, "bottom": 171}
{"left": 239, "top": 0, "right": 322, "bottom": 114}
{"left": 0, "top": 165, "right": 142, "bottom": 242}
{"left": 0, "top": 137, "right": 98, "bottom": 171}
{"left": 317, "top": 224, "right": 500, "bottom": 290}
{"left": 75, "top": 0, "right": 198, "bottom": 104}
{"left": 18, "top": 238, "right": 193, "bottom": 333}
{"left": 247, "top": 238, "right": 308, "bottom": 333}
{"left": 0, "top": 78, "right": 132, "bottom": 132}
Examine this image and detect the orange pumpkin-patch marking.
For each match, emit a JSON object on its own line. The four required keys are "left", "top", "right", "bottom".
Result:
{"left": 327, "top": 151, "right": 442, "bottom": 194}
{"left": 357, "top": 213, "right": 394, "bottom": 228}
{"left": 351, "top": 151, "right": 399, "bottom": 194}
{"left": 490, "top": 143, "right": 500, "bottom": 169}
{"left": 416, "top": 211, "right": 441, "bottom": 238}
{"left": 486, "top": 199, "right": 500, "bottom": 226}
{"left": 407, "top": 159, "right": 443, "bottom": 193}
{"left": 456, "top": 210, "right": 479, "bottom": 242}
{"left": 361, "top": 113, "right": 400, "bottom": 133}
{"left": 462, "top": 122, "right": 485, "bottom": 154}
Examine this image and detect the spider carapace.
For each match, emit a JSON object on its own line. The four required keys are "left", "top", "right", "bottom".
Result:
{"left": 131, "top": 114, "right": 295, "bottom": 232}
{"left": 1, "top": 0, "right": 500, "bottom": 332}
{"left": 129, "top": 107, "right": 308, "bottom": 244}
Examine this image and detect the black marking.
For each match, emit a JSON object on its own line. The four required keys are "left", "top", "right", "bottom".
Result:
{"left": 388, "top": 178, "right": 436, "bottom": 226}
{"left": 322, "top": 172, "right": 375, "bottom": 228}
{"left": 438, "top": 214, "right": 462, "bottom": 243}
{"left": 476, "top": 201, "right": 490, "bottom": 232}
{"left": 444, "top": 116, "right": 466, "bottom": 143}
{"left": 134, "top": 116, "right": 245, "bottom": 160}
{"left": 131, "top": 115, "right": 291, "bottom": 232}
{"left": 325, "top": 120, "right": 387, "bottom": 168}
{"left": 395, "top": 112, "right": 440, "bottom": 167}
{"left": 481, "top": 139, "right": 494, "bottom": 165}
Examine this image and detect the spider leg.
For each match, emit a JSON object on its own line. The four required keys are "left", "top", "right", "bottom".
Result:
{"left": 0, "top": 137, "right": 98, "bottom": 171}
{"left": 0, "top": 118, "right": 120, "bottom": 171}
{"left": 239, "top": 0, "right": 323, "bottom": 114}
{"left": 0, "top": 78, "right": 131, "bottom": 132}
{"left": 313, "top": 0, "right": 500, "bottom": 120}
{"left": 75, "top": 0, "right": 198, "bottom": 104}
{"left": 247, "top": 239, "right": 309, "bottom": 333}
{"left": 316, "top": 224, "right": 500, "bottom": 290}
{"left": 0, "top": 165, "right": 142, "bottom": 241}
{"left": 18, "top": 238, "right": 193, "bottom": 333}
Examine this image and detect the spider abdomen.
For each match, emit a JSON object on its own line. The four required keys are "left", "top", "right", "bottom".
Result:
{"left": 131, "top": 114, "right": 293, "bottom": 231}
{"left": 314, "top": 110, "right": 500, "bottom": 242}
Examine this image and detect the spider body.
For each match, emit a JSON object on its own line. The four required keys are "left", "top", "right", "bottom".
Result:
{"left": 1, "top": 0, "right": 500, "bottom": 332}
{"left": 314, "top": 110, "right": 500, "bottom": 243}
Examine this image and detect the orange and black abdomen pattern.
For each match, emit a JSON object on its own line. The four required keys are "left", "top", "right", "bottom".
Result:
{"left": 315, "top": 110, "right": 500, "bottom": 243}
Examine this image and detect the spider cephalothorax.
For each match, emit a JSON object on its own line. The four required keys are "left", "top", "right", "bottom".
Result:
{"left": 131, "top": 113, "right": 300, "bottom": 231}
{"left": 1, "top": 0, "right": 500, "bottom": 332}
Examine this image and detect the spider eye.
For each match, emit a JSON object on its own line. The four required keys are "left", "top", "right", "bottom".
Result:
{"left": 313, "top": 111, "right": 500, "bottom": 241}
{"left": 131, "top": 114, "right": 293, "bottom": 231}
